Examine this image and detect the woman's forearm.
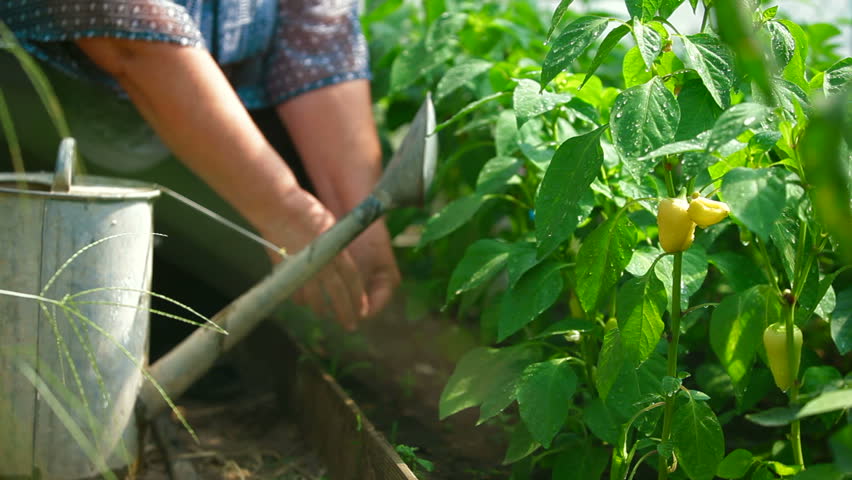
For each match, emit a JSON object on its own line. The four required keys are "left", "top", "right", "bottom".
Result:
{"left": 76, "top": 38, "right": 302, "bottom": 231}
{"left": 276, "top": 79, "right": 383, "bottom": 217}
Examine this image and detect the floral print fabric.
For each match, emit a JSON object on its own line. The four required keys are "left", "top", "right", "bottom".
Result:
{"left": 0, "top": 0, "right": 370, "bottom": 108}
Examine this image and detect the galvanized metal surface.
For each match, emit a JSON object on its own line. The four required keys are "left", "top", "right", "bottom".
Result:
{"left": 0, "top": 142, "right": 159, "bottom": 478}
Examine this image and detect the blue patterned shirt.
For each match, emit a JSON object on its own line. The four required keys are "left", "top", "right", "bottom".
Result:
{"left": 1, "top": 0, "right": 371, "bottom": 109}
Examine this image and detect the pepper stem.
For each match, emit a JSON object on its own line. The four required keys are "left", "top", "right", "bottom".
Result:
{"left": 785, "top": 303, "right": 805, "bottom": 467}
{"left": 657, "top": 252, "right": 683, "bottom": 480}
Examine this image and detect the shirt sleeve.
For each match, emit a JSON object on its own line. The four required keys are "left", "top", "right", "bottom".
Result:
{"left": 263, "top": 0, "right": 370, "bottom": 104}
{"left": 1, "top": 0, "right": 204, "bottom": 89}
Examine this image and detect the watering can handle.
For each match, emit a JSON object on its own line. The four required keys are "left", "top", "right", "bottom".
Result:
{"left": 52, "top": 138, "right": 76, "bottom": 193}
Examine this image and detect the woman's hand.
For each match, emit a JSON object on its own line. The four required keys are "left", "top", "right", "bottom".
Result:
{"left": 277, "top": 79, "right": 401, "bottom": 318}
{"left": 259, "top": 187, "right": 369, "bottom": 330}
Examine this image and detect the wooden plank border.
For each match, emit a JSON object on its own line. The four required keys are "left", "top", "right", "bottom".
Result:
{"left": 238, "top": 322, "right": 420, "bottom": 480}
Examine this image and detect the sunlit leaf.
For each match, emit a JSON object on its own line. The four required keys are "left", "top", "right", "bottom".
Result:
{"left": 678, "top": 34, "right": 735, "bottom": 109}
{"left": 513, "top": 79, "right": 573, "bottom": 126}
{"left": 439, "top": 346, "right": 538, "bottom": 421}
{"left": 517, "top": 359, "right": 578, "bottom": 447}
{"left": 435, "top": 59, "right": 493, "bottom": 103}
{"left": 535, "top": 126, "right": 606, "bottom": 257}
{"left": 498, "top": 261, "right": 564, "bottom": 341}
{"left": 546, "top": 0, "right": 576, "bottom": 43}
{"left": 672, "top": 395, "right": 725, "bottom": 480}
{"left": 576, "top": 214, "right": 636, "bottom": 312}
{"left": 720, "top": 167, "right": 787, "bottom": 241}
{"left": 710, "top": 285, "right": 780, "bottom": 395}
{"left": 765, "top": 20, "right": 795, "bottom": 69}
{"left": 541, "top": 16, "right": 610, "bottom": 88}
{"left": 419, "top": 194, "right": 489, "bottom": 246}
{"left": 611, "top": 77, "right": 680, "bottom": 175}
{"left": 706, "top": 102, "right": 771, "bottom": 152}
{"left": 633, "top": 19, "right": 663, "bottom": 69}
{"left": 617, "top": 272, "right": 667, "bottom": 365}
{"left": 445, "top": 239, "right": 511, "bottom": 305}
{"left": 582, "top": 25, "right": 631, "bottom": 88}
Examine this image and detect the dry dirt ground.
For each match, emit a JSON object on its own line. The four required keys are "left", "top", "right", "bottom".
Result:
{"left": 136, "top": 391, "right": 326, "bottom": 480}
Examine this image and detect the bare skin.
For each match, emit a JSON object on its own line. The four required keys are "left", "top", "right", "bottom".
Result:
{"left": 76, "top": 38, "right": 399, "bottom": 329}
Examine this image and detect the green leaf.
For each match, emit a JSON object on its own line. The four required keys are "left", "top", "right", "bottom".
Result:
{"left": 654, "top": 245, "right": 709, "bottom": 310}
{"left": 660, "top": 0, "right": 686, "bottom": 19}
{"left": 611, "top": 77, "right": 680, "bottom": 175}
{"left": 575, "top": 214, "right": 636, "bottom": 312}
{"left": 516, "top": 359, "right": 578, "bottom": 447}
{"left": 779, "top": 19, "right": 809, "bottom": 91}
{"left": 622, "top": 46, "right": 654, "bottom": 88}
{"left": 792, "top": 464, "right": 846, "bottom": 480}
{"left": 513, "top": 79, "right": 573, "bottom": 126}
{"left": 583, "top": 24, "right": 631, "bottom": 88}
{"left": 824, "top": 57, "right": 852, "bottom": 99}
{"left": 832, "top": 286, "right": 852, "bottom": 355}
{"left": 552, "top": 442, "right": 609, "bottom": 480}
{"left": 390, "top": 42, "right": 455, "bottom": 93}
{"left": 445, "top": 239, "right": 511, "bottom": 305}
{"left": 506, "top": 242, "right": 541, "bottom": 288}
{"left": 746, "top": 406, "right": 798, "bottom": 427}
{"left": 541, "top": 16, "right": 610, "bottom": 88}
{"left": 596, "top": 328, "right": 626, "bottom": 400}
{"left": 476, "top": 156, "right": 522, "bottom": 194}
{"left": 495, "top": 110, "right": 519, "bottom": 156}
{"left": 546, "top": 0, "right": 576, "bottom": 44}
{"left": 710, "top": 285, "right": 780, "bottom": 394}
{"left": 714, "top": 0, "right": 774, "bottom": 102}
{"left": 439, "top": 346, "right": 538, "bottom": 421}
{"left": 672, "top": 396, "right": 725, "bottom": 480}
{"left": 800, "top": 96, "right": 852, "bottom": 262}
{"left": 535, "top": 126, "right": 607, "bottom": 258}
{"left": 583, "top": 397, "right": 620, "bottom": 444}
{"left": 626, "top": 0, "right": 663, "bottom": 22}
{"left": 708, "top": 251, "right": 766, "bottom": 293}
{"left": 617, "top": 273, "right": 668, "bottom": 366}
{"left": 765, "top": 21, "right": 795, "bottom": 69}
{"left": 675, "top": 79, "right": 724, "bottom": 142}
{"left": 503, "top": 422, "right": 540, "bottom": 464}
{"left": 829, "top": 425, "right": 852, "bottom": 474}
{"left": 419, "top": 194, "right": 489, "bottom": 246}
{"left": 720, "top": 167, "right": 787, "bottom": 241}
{"left": 425, "top": 13, "right": 467, "bottom": 51}
{"left": 435, "top": 59, "right": 493, "bottom": 103}
{"left": 717, "top": 449, "right": 754, "bottom": 479}
{"left": 678, "top": 34, "right": 735, "bottom": 109}
{"left": 633, "top": 19, "right": 663, "bottom": 69}
{"left": 434, "top": 91, "right": 511, "bottom": 132}
{"left": 801, "top": 366, "right": 843, "bottom": 396}
{"left": 797, "top": 389, "right": 852, "bottom": 418}
{"left": 498, "top": 261, "right": 564, "bottom": 341}
{"left": 706, "top": 103, "right": 771, "bottom": 152}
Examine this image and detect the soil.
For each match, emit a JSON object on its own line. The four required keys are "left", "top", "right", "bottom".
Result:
{"left": 143, "top": 259, "right": 510, "bottom": 480}
{"left": 136, "top": 392, "right": 326, "bottom": 480}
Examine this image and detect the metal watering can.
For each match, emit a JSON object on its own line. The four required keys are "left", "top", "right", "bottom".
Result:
{"left": 0, "top": 96, "right": 437, "bottom": 478}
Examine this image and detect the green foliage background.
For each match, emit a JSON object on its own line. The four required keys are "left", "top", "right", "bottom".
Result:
{"left": 363, "top": 0, "right": 852, "bottom": 478}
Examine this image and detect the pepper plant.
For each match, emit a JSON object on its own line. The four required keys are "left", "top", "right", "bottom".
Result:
{"left": 364, "top": 0, "right": 851, "bottom": 478}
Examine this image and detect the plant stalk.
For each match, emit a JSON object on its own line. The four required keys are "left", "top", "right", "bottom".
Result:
{"left": 785, "top": 303, "right": 805, "bottom": 467}
{"left": 658, "top": 252, "right": 683, "bottom": 480}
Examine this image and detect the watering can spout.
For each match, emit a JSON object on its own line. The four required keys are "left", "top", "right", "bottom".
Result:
{"left": 141, "top": 94, "right": 438, "bottom": 419}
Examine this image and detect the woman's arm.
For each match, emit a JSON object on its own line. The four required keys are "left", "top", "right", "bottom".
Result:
{"left": 76, "top": 38, "right": 369, "bottom": 328}
{"left": 277, "top": 80, "right": 401, "bottom": 317}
